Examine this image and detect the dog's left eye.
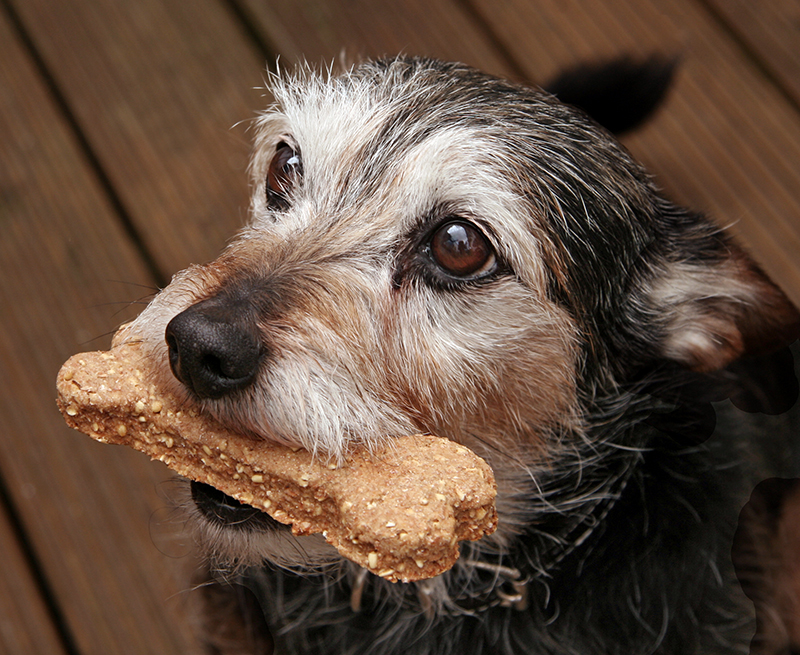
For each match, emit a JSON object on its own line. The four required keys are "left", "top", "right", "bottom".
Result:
{"left": 429, "top": 221, "right": 496, "bottom": 278}
{"left": 266, "top": 142, "right": 302, "bottom": 210}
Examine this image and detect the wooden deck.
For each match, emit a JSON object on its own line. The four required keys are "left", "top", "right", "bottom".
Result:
{"left": 1, "top": 0, "right": 799, "bottom": 652}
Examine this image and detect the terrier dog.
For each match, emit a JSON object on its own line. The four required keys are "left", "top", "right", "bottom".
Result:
{"left": 124, "top": 57, "right": 800, "bottom": 654}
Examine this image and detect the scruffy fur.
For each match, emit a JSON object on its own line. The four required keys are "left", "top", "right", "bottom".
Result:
{"left": 123, "top": 57, "right": 800, "bottom": 654}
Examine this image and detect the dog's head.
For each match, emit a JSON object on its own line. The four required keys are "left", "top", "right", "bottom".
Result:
{"left": 126, "top": 57, "right": 798, "bottom": 573}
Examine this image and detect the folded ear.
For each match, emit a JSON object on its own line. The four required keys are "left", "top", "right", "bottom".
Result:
{"left": 651, "top": 245, "right": 800, "bottom": 373}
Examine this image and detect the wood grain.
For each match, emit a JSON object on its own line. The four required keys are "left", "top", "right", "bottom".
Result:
{"left": 0, "top": 8, "right": 203, "bottom": 655}
{"left": 240, "top": 0, "right": 516, "bottom": 76}
{"left": 707, "top": 0, "right": 800, "bottom": 106}
{"left": 12, "top": 0, "right": 267, "bottom": 277}
{"left": 0, "top": 501, "right": 67, "bottom": 655}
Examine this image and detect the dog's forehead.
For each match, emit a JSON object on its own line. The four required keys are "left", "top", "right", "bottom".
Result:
{"left": 264, "top": 66, "right": 516, "bottom": 203}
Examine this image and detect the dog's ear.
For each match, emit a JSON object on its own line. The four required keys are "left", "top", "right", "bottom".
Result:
{"left": 652, "top": 244, "right": 800, "bottom": 373}
{"left": 545, "top": 55, "right": 677, "bottom": 135}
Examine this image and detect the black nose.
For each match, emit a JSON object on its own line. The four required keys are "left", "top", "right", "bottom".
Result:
{"left": 165, "top": 295, "right": 263, "bottom": 399}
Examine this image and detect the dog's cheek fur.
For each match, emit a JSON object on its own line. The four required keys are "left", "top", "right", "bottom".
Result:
{"left": 384, "top": 280, "right": 585, "bottom": 547}
{"left": 385, "top": 279, "right": 581, "bottom": 452}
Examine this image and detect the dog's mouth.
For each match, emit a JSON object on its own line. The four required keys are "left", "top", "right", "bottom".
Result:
{"left": 57, "top": 341, "right": 498, "bottom": 581}
{"left": 190, "top": 481, "right": 288, "bottom": 532}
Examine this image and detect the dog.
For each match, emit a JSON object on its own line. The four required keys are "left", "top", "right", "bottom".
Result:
{"left": 122, "top": 56, "right": 800, "bottom": 654}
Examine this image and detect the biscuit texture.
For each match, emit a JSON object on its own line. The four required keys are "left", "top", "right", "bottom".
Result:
{"left": 56, "top": 342, "right": 497, "bottom": 582}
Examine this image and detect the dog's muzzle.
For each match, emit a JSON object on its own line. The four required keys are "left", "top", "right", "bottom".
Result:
{"left": 165, "top": 295, "right": 263, "bottom": 399}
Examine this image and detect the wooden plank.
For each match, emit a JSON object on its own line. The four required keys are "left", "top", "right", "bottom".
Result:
{"left": 244, "top": 0, "right": 800, "bottom": 307}
{"left": 461, "top": 0, "right": 800, "bottom": 306}
{"left": 0, "top": 9, "right": 203, "bottom": 655}
{"left": 706, "top": 0, "right": 800, "bottom": 107}
{"left": 12, "top": 0, "right": 267, "bottom": 278}
{"left": 240, "top": 0, "right": 516, "bottom": 76}
{"left": 0, "top": 500, "right": 67, "bottom": 655}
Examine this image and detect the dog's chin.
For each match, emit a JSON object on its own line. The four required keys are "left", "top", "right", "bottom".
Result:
{"left": 187, "top": 480, "right": 342, "bottom": 572}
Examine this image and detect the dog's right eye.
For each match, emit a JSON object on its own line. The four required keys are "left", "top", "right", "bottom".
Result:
{"left": 266, "top": 142, "right": 302, "bottom": 210}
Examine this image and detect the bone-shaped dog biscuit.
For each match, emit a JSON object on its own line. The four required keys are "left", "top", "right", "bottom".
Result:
{"left": 56, "top": 342, "right": 497, "bottom": 582}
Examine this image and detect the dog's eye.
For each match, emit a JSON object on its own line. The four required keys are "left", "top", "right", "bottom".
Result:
{"left": 429, "top": 221, "right": 496, "bottom": 278}
{"left": 266, "top": 142, "right": 302, "bottom": 210}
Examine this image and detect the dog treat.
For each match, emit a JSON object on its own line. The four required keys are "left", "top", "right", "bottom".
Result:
{"left": 55, "top": 342, "right": 497, "bottom": 583}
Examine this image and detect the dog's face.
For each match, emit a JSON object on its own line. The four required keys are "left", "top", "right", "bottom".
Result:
{"left": 126, "top": 58, "right": 798, "bottom": 571}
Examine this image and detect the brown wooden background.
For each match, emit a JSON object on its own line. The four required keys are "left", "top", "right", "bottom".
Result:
{"left": 1, "top": 0, "right": 799, "bottom": 652}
